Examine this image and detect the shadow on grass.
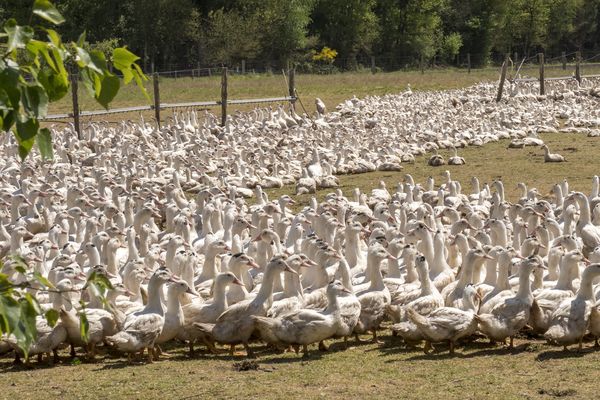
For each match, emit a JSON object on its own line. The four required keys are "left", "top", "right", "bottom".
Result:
{"left": 535, "top": 347, "right": 597, "bottom": 361}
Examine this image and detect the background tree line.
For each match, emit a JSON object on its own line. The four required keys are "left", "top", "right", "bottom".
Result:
{"left": 2, "top": 0, "right": 600, "bottom": 71}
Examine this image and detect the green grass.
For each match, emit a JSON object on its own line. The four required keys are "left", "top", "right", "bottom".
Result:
{"left": 46, "top": 63, "right": 600, "bottom": 124}
{"left": 1, "top": 336, "right": 598, "bottom": 399}
{"left": 263, "top": 132, "right": 597, "bottom": 211}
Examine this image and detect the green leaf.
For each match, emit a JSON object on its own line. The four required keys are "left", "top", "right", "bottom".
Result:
{"left": 38, "top": 67, "right": 69, "bottom": 101}
{"left": 4, "top": 19, "right": 34, "bottom": 53}
{"left": 87, "top": 271, "right": 114, "bottom": 291}
{"left": 14, "top": 266, "right": 26, "bottom": 275}
{"left": 76, "top": 47, "right": 106, "bottom": 75}
{"left": 0, "top": 273, "right": 14, "bottom": 295}
{"left": 9, "top": 254, "right": 29, "bottom": 273}
{"left": 112, "top": 47, "right": 140, "bottom": 74}
{"left": 88, "top": 50, "right": 108, "bottom": 72}
{"left": 45, "top": 29, "right": 61, "bottom": 47}
{"left": 36, "top": 128, "right": 53, "bottom": 160}
{"left": 33, "top": 0, "right": 65, "bottom": 25}
{"left": 79, "top": 310, "right": 89, "bottom": 343}
{"left": 21, "top": 84, "right": 49, "bottom": 119}
{"left": 16, "top": 296, "right": 39, "bottom": 359}
{"left": 45, "top": 309, "right": 59, "bottom": 327}
{"left": 14, "top": 119, "right": 39, "bottom": 160}
{"left": 0, "top": 294, "right": 20, "bottom": 334}
{"left": 33, "top": 270, "right": 54, "bottom": 288}
{"left": 77, "top": 31, "right": 86, "bottom": 48}
{"left": 95, "top": 74, "right": 120, "bottom": 110}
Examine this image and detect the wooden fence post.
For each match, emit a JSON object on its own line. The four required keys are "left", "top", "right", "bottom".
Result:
{"left": 496, "top": 54, "right": 509, "bottom": 102}
{"left": 70, "top": 73, "right": 81, "bottom": 139}
{"left": 562, "top": 51, "right": 567, "bottom": 70}
{"left": 575, "top": 51, "right": 581, "bottom": 84}
{"left": 153, "top": 73, "right": 161, "bottom": 128}
{"left": 467, "top": 53, "right": 471, "bottom": 73}
{"left": 371, "top": 56, "right": 376, "bottom": 74}
{"left": 420, "top": 54, "right": 424, "bottom": 74}
{"left": 514, "top": 52, "right": 518, "bottom": 65}
{"left": 242, "top": 59, "right": 246, "bottom": 75}
{"left": 221, "top": 67, "right": 228, "bottom": 127}
{"left": 539, "top": 53, "right": 545, "bottom": 95}
{"left": 288, "top": 64, "right": 296, "bottom": 110}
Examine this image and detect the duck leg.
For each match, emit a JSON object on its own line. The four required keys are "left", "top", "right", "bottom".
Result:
{"left": 354, "top": 334, "right": 363, "bottom": 344}
{"left": 508, "top": 337, "right": 514, "bottom": 349}
{"left": 371, "top": 329, "right": 382, "bottom": 344}
{"left": 302, "top": 345, "right": 309, "bottom": 358}
{"left": 37, "top": 354, "right": 43, "bottom": 363}
{"left": 292, "top": 345, "right": 300, "bottom": 354}
{"left": 243, "top": 342, "right": 255, "bottom": 358}
{"left": 88, "top": 342, "right": 96, "bottom": 360}
{"left": 578, "top": 335, "right": 584, "bottom": 352}
{"left": 188, "top": 342, "right": 195, "bottom": 357}
{"left": 449, "top": 341, "right": 455, "bottom": 355}
{"left": 146, "top": 347, "right": 153, "bottom": 363}
{"left": 423, "top": 341, "right": 432, "bottom": 354}
{"left": 70, "top": 343, "right": 76, "bottom": 358}
{"left": 229, "top": 345, "right": 236, "bottom": 356}
{"left": 318, "top": 341, "right": 329, "bottom": 351}
{"left": 53, "top": 349, "right": 60, "bottom": 364}
{"left": 343, "top": 336, "right": 349, "bottom": 349}
{"left": 594, "top": 338, "right": 599, "bottom": 348}
{"left": 46, "top": 352, "right": 54, "bottom": 366}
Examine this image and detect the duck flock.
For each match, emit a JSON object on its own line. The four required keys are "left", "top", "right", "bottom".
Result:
{"left": 2, "top": 77, "right": 600, "bottom": 365}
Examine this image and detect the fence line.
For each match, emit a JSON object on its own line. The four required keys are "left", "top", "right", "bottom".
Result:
{"left": 41, "top": 67, "right": 297, "bottom": 131}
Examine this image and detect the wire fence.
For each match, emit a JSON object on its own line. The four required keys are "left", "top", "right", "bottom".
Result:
{"left": 41, "top": 50, "right": 600, "bottom": 129}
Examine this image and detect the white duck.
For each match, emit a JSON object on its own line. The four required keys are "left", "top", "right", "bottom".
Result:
{"left": 253, "top": 280, "right": 350, "bottom": 357}
{"left": 407, "top": 283, "right": 480, "bottom": 354}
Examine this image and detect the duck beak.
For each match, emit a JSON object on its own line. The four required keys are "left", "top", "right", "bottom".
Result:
{"left": 387, "top": 254, "right": 397, "bottom": 261}
{"left": 288, "top": 199, "right": 296, "bottom": 205}
{"left": 251, "top": 235, "right": 262, "bottom": 242}
{"left": 342, "top": 287, "right": 352, "bottom": 294}
{"left": 583, "top": 257, "right": 591, "bottom": 265}
{"left": 232, "top": 277, "right": 245, "bottom": 286}
{"left": 247, "top": 224, "right": 257, "bottom": 230}
{"left": 185, "top": 286, "right": 198, "bottom": 296}
{"left": 483, "top": 254, "right": 494, "bottom": 260}
{"left": 284, "top": 265, "right": 298, "bottom": 275}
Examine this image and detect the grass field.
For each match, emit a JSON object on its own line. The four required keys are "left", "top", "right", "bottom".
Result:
{"left": 2, "top": 133, "right": 599, "bottom": 399}
{"left": 46, "top": 62, "right": 600, "bottom": 124}
{"left": 1, "top": 335, "right": 598, "bottom": 399}
{"left": 21, "top": 68, "right": 600, "bottom": 399}
{"left": 263, "top": 132, "right": 598, "bottom": 210}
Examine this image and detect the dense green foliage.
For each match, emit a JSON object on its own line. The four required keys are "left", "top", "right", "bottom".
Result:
{"left": 2, "top": 0, "right": 599, "bottom": 70}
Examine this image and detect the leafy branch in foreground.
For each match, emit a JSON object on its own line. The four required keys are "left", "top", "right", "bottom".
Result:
{"left": 0, "top": 256, "right": 113, "bottom": 360}
{"left": 0, "top": 0, "right": 148, "bottom": 160}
